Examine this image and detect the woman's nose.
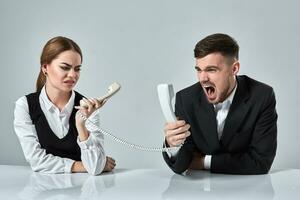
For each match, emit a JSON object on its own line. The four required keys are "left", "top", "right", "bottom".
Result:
{"left": 68, "top": 69, "right": 77, "bottom": 78}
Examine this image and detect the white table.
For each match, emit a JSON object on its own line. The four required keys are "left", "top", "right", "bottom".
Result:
{"left": 0, "top": 165, "right": 299, "bottom": 199}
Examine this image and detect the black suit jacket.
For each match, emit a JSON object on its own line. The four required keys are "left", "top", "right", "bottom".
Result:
{"left": 163, "top": 75, "right": 277, "bottom": 175}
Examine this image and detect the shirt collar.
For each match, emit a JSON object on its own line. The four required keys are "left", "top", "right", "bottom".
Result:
{"left": 63, "top": 91, "right": 75, "bottom": 114}
{"left": 40, "top": 86, "right": 75, "bottom": 114}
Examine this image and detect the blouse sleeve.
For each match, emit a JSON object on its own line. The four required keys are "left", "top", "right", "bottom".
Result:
{"left": 14, "top": 96, "right": 75, "bottom": 173}
{"left": 77, "top": 109, "right": 107, "bottom": 175}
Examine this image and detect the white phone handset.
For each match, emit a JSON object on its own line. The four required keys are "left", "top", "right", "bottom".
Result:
{"left": 157, "top": 84, "right": 176, "bottom": 122}
{"left": 79, "top": 82, "right": 121, "bottom": 108}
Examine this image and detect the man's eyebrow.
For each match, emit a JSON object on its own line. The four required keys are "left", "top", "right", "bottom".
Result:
{"left": 195, "top": 65, "right": 219, "bottom": 70}
{"left": 205, "top": 65, "right": 219, "bottom": 69}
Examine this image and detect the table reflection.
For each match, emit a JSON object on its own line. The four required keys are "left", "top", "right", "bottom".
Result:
{"left": 18, "top": 171, "right": 116, "bottom": 200}
{"left": 162, "top": 170, "right": 274, "bottom": 200}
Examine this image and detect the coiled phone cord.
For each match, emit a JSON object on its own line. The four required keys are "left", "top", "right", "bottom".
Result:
{"left": 77, "top": 112, "right": 182, "bottom": 152}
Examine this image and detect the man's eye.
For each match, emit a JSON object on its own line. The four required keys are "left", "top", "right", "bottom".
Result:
{"left": 207, "top": 68, "right": 217, "bottom": 72}
{"left": 75, "top": 68, "right": 81, "bottom": 72}
{"left": 195, "top": 66, "right": 201, "bottom": 72}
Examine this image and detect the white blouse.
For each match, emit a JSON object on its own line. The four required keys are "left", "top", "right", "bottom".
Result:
{"left": 13, "top": 86, "right": 106, "bottom": 175}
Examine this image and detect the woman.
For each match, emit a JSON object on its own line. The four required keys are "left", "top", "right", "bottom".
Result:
{"left": 14, "top": 36, "right": 116, "bottom": 175}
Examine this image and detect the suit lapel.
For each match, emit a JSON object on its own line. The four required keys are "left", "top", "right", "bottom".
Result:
{"left": 220, "top": 76, "right": 251, "bottom": 146}
{"left": 194, "top": 88, "right": 220, "bottom": 152}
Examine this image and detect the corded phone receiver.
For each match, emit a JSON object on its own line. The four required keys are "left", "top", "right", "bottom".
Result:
{"left": 80, "top": 82, "right": 121, "bottom": 108}
{"left": 77, "top": 82, "right": 179, "bottom": 152}
{"left": 157, "top": 84, "right": 176, "bottom": 122}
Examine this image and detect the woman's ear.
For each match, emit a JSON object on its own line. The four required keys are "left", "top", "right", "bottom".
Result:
{"left": 42, "top": 64, "right": 48, "bottom": 75}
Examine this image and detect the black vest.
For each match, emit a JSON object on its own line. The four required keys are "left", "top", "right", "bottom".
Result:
{"left": 26, "top": 91, "right": 84, "bottom": 161}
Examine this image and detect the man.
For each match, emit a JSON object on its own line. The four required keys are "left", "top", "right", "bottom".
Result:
{"left": 163, "top": 33, "right": 277, "bottom": 175}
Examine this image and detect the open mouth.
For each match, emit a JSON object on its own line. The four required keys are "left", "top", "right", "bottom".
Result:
{"left": 204, "top": 86, "right": 215, "bottom": 95}
{"left": 203, "top": 85, "right": 217, "bottom": 100}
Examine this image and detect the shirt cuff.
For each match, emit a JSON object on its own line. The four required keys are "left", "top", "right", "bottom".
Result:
{"left": 99, "top": 155, "right": 107, "bottom": 173}
{"left": 77, "top": 135, "right": 93, "bottom": 150}
{"left": 164, "top": 141, "right": 180, "bottom": 158}
{"left": 85, "top": 110, "right": 100, "bottom": 132}
{"left": 204, "top": 155, "right": 212, "bottom": 170}
{"left": 64, "top": 158, "right": 75, "bottom": 173}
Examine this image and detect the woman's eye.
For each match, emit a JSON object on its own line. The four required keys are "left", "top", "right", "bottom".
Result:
{"left": 60, "top": 66, "right": 70, "bottom": 71}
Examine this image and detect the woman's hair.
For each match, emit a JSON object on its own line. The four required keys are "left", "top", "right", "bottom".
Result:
{"left": 36, "top": 36, "right": 83, "bottom": 91}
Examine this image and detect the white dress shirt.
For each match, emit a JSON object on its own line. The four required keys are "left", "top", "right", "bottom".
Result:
{"left": 166, "top": 84, "right": 237, "bottom": 170}
{"left": 14, "top": 86, "right": 106, "bottom": 175}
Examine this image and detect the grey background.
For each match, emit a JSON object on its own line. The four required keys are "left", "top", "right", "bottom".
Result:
{"left": 0, "top": 0, "right": 299, "bottom": 170}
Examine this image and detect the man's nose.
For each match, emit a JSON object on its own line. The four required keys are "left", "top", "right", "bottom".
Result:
{"left": 199, "top": 71, "right": 209, "bottom": 82}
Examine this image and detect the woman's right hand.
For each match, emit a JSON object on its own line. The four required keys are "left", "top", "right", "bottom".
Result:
{"left": 71, "top": 161, "right": 87, "bottom": 173}
{"left": 103, "top": 156, "right": 116, "bottom": 172}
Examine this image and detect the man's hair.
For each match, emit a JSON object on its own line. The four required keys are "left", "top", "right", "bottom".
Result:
{"left": 194, "top": 33, "right": 239, "bottom": 60}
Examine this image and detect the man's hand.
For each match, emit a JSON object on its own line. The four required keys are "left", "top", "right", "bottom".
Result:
{"left": 189, "top": 152, "right": 205, "bottom": 170}
{"left": 103, "top": 156, "right": 116, "bottom": 172}
{"left": 164, "top": 120, "right": 191, "bottom": 147}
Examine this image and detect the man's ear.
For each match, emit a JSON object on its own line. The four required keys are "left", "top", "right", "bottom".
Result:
{"left": 232, "top": 61, "right": 240, "bottom": 75}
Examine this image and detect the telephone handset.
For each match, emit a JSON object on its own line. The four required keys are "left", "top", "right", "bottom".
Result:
{"left": 80, "top": 82, "right": 121, "bottom": 108}
{"left": 78, "top": 83, "right": 179, "bottom": 152}
{"left": 157, "top": 83, "right": 183, "bottom": 149}
{"left": 157, "top": 84, "right": 176, "bottom": 122}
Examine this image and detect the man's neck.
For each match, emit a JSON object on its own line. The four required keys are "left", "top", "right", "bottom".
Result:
{"left": 218, "top": 79, "right": 237, "bottom": 105}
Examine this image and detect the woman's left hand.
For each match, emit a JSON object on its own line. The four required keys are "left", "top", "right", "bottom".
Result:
{"left": 75, "top": 97, "right": 106, "bottom": 124}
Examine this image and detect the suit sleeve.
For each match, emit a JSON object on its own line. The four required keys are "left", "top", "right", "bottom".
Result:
{"left": 211, "top": 88, "right": 277, "bottom": 174}
{"left": 162, "top": 92, "right": 196, "bottom": 174}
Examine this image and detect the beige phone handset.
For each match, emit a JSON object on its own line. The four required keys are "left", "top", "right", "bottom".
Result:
{"left": 77, "top": 82, "right": 179, "bottom": 152}
{"left": 79, "top": 82, "right": 121, "bottom": 108}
